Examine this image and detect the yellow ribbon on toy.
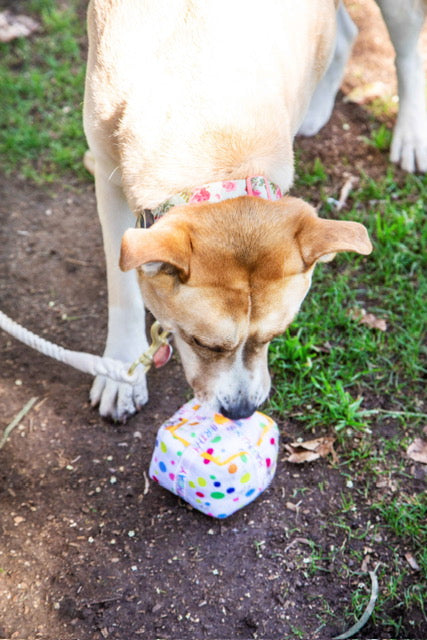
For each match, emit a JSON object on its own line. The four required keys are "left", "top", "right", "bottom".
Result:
{"left": 127, "top": 321, "right": 171, "bottom": 376}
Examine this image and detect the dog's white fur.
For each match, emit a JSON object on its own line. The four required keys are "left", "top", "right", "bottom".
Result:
{"left": 83, "top": 0, "right": 425, "bottom": 421}
{"left": 85, "top": 1, "right": 337, "bottom": 210}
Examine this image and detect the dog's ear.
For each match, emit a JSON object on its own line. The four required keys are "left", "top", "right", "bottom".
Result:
{"left": 289, "top": 198, "right": 373, "bottom": 266}
{"left": 119, "top": 226, "right": 190, "bottom": 277}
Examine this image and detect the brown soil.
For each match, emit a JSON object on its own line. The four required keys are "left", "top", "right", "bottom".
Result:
{"left": 0, "top": 3, "right": 426, "bottom": 639}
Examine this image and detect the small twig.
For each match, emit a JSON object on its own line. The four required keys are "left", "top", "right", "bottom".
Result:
{"left": 64, "top": 257, "right": 94, "bottom": 267}
{"left": 336, "top": 175, "right": 358, "bottom": 211}
{"left": 284, "top": 537, "right": 312, "bottom": 553}
{"left": 361, "top": 408, "right": 427, "bottom": 420}
{"left": 0, "top": 396, "right": 38, "bottom": 450}
{"left": 34, "top": 396, "right": 48, "bottom": 412}
{"left": 333, "top": 565, "right": 379, "bottom": 639}
{"left": 81, "top": 595, "right": 121, "bottom": 607}
{"left": 143, "top": 470, "right": 150, "bottom": 495}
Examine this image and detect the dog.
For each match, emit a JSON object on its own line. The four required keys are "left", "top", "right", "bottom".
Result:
{"left": 83, "top": 0, "right": 376, "bottom": 422}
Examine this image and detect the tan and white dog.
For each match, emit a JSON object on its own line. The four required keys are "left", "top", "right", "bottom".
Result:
{"left": 83, "top": 1, "right": 376, "bottom": 421}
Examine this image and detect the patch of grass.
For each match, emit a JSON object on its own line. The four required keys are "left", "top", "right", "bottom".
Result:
{"left": 287, "top": 625, "right": 306, "bottom": 639}
{"left": 363, "top": 123, "right": 393, "bottom": 152}
{"left": 269, "top": 166, "right": 427, "bottom": 633}
{"left": 295, "top": 156, "right": 329, "bottom": 186}
{"left": 270, "top": 170, "right": 427, "bottom": 427}
{"left": 0, "top": 0, "right": 88, "bottom": 182}
{"left": 375, "top": 493, "right": 427, "bottom": 576}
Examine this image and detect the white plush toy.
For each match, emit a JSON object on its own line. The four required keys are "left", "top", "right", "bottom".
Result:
{"left": 149, "top": 399, "right": 279, "bottom": 518}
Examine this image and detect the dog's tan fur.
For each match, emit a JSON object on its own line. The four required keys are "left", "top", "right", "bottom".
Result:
{"left": 84, "top": 0, "right": 371, "bottom": 420}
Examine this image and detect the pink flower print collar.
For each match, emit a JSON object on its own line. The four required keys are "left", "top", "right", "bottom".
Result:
{"left": 151, "top": 176, "right": 283, "bottom": 220}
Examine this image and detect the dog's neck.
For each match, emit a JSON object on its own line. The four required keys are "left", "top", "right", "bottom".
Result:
{"left": 140, "top": 177, "right": 283, "bottom": 226}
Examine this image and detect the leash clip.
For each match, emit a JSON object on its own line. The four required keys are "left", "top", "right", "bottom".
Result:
{"left": 128, "top": 321, "right": 172, "bottom": 376}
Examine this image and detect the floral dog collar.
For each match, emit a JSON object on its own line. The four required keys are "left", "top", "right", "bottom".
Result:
{"left": 139, "top": 176, "right": 283, "bottom": 225}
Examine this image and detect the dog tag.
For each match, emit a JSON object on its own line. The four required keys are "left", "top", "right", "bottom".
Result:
{"left": 153, "top": 343, "right": 173, "bottom": 368}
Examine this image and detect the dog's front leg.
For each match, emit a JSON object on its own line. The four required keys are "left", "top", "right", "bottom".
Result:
{"left": 91, "top": 156, "right": 149, "bottom": 421}
{"left": 376, "top": 0, "right": 427, "bottom": 172}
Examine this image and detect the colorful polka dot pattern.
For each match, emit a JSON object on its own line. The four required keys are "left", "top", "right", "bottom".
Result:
{"left": 149, "top": 399, "right": 279, "bottom": 518}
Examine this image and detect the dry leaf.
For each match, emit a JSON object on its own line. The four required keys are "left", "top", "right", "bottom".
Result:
{"left": 284, "top": 436, "right": 337, "bottom": 464}
{"left": 361, "top": 555, "right": 371, "bottom": 572}
{"left": 404, "top": 552, "right": 421, "bottom": 571}
{"left": 407, "top": 438, "right": 427, "bottom": 464}
{"left": 0, "top": 10, "right": 39, "bottom": 42}
{"left": 375, "top": 477, "right": 397, "bottom": 492}
{"left": 285, "top": 502, "right": 299, "bottom": 512}
{"left": 360, "top": 313, "right": 387, "bottom": 331}
{"left": 349, "top": 307, "right": 387, "bottom": 331}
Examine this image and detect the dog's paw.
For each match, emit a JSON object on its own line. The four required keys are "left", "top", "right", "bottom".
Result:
{"left": 390, "top": 116, "right": 427, "bottom": 173}
{"left": 298, "top": 99, "right": 334, "bottom": 137}
{"left": 90, "top": 374, "right": 149, "bottom": 422}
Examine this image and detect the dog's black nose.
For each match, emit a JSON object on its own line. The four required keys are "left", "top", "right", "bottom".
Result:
{"left": 219, "top": 401, "right": 258, "bottom": 421}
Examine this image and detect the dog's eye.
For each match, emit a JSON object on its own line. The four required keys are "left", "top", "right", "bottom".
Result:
{"left": 193, "top": 337, "right": 227, "bottom": 353}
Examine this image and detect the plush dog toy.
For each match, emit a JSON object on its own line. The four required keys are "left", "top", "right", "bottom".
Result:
{"left": 149, "top": 399, "right": 279, "bottom": 518}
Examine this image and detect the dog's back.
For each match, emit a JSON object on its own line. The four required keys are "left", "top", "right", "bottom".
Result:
{"left": 85, "top": 0, "right": 337, "bottom": 209}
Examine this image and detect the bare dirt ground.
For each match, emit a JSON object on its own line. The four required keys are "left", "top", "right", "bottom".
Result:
{"left": 0, "top": 2, "right": 426, "bottom": 639}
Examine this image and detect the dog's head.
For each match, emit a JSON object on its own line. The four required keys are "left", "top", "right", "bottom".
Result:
{"left": 120, "top": 196, "right": 372, "bottom": 419}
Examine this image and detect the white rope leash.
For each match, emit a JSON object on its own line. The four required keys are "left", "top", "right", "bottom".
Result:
{"left": 0, "top": 309, "right": 155, "bottom": 385}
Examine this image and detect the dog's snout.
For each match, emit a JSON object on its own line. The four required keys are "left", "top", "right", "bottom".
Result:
{"left": 220, "top": 400, "right": 258, "bottom": 421}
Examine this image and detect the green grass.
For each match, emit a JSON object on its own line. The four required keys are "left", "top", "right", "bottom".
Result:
{"left": 270, "top": 170, "right": 427, "bottom": 432}
{"left": 363, "top": 123, "right": 393, "bottom": 152}
{"left": 0, "top": 0, "right": 87, "bottom": 182}
{"left": 376, "top": 493, "right": 427, "bottom": 575}
{"left": 271, "top": 164, "right": 427, "bottom": 633}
